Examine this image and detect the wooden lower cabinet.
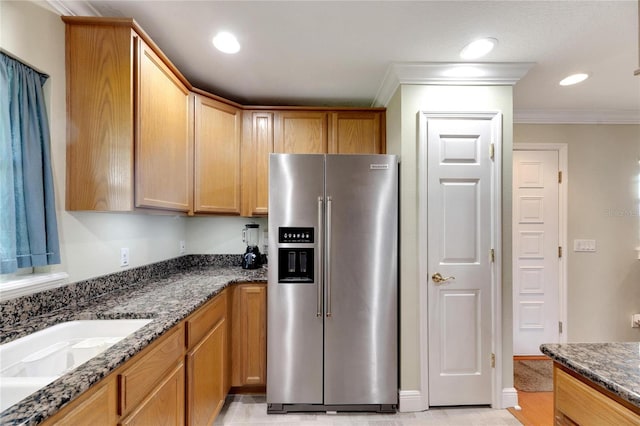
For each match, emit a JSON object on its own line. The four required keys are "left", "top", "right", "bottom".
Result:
{"left": 42, "top": 285, "right": 267, "bottom": 425}
{"left": 186, "top": 292, "right": 229, "bottom": 426}
{"left": 554, "top": 364, "right": 640, "bottom": 425}
{"left": 119, "top": 362, "right": 185, "bottom": 426}
{"left": 231, "top": 283, "right": 267, "bottom": 387}
{"left": 186, "top": 320, "right": 226, "bottom": 425}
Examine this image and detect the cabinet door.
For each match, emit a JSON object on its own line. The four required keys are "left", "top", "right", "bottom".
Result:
{"left": 136, "top": 38, "right": 191, "bottom": 212}
{"left": 241, "top": 111, "right": 273, "bottom": 216}
{"left": 274, "top": 111, "right": 328, "bottom": 153}
{"left": 65, "top": 23, "right": 135, "bottom": 211}
{"left": 231, "top": 284, "right": 267, "bottom": 386}
{"left": 48, "top": 378, "right": 117, "bottom": 425}
{"left": 186, "top": 317, "right": 227, "bottom": 426}
{"left": 194, "top": 95, "right": 241, "bottom": 214}
{"left": 329, "top": 111, "right": 385, "bottom": 154}
{"left": 119, "top": 362, "right": 185, "bottom": 426}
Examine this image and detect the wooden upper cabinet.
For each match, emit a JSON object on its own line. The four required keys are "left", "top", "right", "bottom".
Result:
{"left": 274, "top": 111, "right": 328, "bottom": 153}
{"left": 194, "top": 95, "right": 241, "bottom": 214}
{"left": 64, "top": 20, "right": 135, "bottom": 211}
{"left": 329, "top": 111, "right": 385, "bottom": 154}
{"left": 64, "top": 18, "right": 386, "bottom": 217}
{"left": 240, "top": 108, "right": 385, "bottom": 217}
{"left": 63, "top": 17, "right": 192, "bottom": 213}
{"left": 241, "top": 111, "right": 273, "bottom": 217}
{"left": 135, "top": 39, "right": 191, "bottom": 212}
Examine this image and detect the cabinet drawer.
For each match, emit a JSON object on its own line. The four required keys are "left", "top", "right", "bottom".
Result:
{"left": 47, "top": 378, "right": 117, "bottom": 425}
{"left": 119, "top": 361, "right": 185, "bottom": 426}
{"left": 118, "top": 324, "right": 184, "bottom": 415}
{"left": 555, "top": 367, "right": 640, "bottom": 426}
{"left": 186, "top": 291, "right": 227, "bottom": 349}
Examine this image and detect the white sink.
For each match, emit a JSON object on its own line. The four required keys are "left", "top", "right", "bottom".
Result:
{"left": 0, "top": 319, "right": 152, "bottom": 411}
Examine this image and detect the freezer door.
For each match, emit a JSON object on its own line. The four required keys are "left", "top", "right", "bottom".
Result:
{"left": 267, "top": 154, "right": 325, "bottom": 405}
{"left": 324, "top": 154, "right": 398, "bottom": 405}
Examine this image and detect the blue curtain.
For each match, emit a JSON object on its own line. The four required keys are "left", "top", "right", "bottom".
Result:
{"left": 0, "top": 52, "right": 60, "bottom": 274}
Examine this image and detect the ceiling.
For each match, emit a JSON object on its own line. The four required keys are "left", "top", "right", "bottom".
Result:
{"left": 53, "top": 0, "right": 640, "bottom": 123}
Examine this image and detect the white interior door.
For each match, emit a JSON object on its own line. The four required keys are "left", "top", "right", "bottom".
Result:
{"left": 512, "top": 150, "right": 560, "bottom": 355}
{"left": 423, "top": 113, "right": 499, "bottom": 406}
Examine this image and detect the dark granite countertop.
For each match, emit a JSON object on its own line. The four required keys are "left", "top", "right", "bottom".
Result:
{"left": 541, "top": 342, "right": 640, "bottom": 409}
{"left": 0, "top": 257, "right": 266, "bottom": 425}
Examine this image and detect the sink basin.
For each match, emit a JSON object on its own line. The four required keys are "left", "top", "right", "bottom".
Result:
{"left": 0, "top": 319, "right": 152, "bottom": 411}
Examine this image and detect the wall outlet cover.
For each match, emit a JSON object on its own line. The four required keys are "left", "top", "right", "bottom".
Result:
{"left": 120, "top": 248, "right": 130, "bottom": 267}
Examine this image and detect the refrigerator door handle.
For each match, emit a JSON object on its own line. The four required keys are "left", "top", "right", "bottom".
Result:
{"left": 326, "top": 196, "right": 332, "bottom": 318}
{"left": 317, "top": 196, "right": 323, "bottom": 317}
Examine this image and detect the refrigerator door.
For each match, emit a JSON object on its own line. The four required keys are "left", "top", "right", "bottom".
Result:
{"left": 267, "top": 154, "right": 325, "bottom": 405}
{"left": 323, "top": 154, "right": 398, "bottom": 405}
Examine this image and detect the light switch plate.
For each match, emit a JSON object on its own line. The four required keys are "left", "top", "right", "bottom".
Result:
{"left": 573, "top": 239, "right": 596, "bottom": 252}
{"left": 632, "top": 314, "right": 640, "bottom": 328}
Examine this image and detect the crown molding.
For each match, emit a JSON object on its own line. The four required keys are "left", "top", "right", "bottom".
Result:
{"left": 372, "top": 62, "right": 535, "bottom": 107}
{"left": 514, "top": 108, "right": 640, "bottom": 124}
{"left": 45, "top": 0, "right": 100, "bottom": 16}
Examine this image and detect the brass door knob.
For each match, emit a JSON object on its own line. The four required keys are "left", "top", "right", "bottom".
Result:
{"left": 432, "top": 272, "right": 455, "bottom": 284}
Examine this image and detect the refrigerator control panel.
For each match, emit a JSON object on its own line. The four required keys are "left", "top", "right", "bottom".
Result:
{"left": 279, "top": 227, "right": 314, "bottom": 244}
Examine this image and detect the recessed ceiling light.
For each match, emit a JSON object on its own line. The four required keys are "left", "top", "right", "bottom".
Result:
{"left": 559, "top": 73, "right": 589, "bottom": 86}
{"left": 212, "top": 31, "right": 240, "bottom": 54}
{"left": 460, "top": 38, "right": 497, "bottom": 60}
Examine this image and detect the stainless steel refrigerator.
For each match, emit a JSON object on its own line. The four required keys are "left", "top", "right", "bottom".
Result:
{"left": 267, "top": 153, "right": 398, "bottom": 414}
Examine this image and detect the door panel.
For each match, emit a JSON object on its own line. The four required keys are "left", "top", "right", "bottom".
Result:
{"left": 513, "top": 150, "right": 560, "bottom": 355}
{"left": 441, "top": 180, "right": 480, "bottom": 263}
{"left": 425, "top": 114, "right": 497, "bottom": 406}
{"left": 267, "top": 154, "right": 324, "bottom": 404}
{"left": 323, "top": 154, "right": 398, "bottom": 405}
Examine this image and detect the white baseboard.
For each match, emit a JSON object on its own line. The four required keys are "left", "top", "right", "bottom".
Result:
{"left": 399, "top": 390, "right": 426, "bottom": 412}
{"left": 501, "top": 387, "right": 519, "bottom": 409}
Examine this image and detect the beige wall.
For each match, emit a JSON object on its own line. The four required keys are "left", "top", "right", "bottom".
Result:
{"left": 514, "top": 124, "right": 640, "bottom": 342}
{"left": 387, "top": 84, "right": 514, "bottom": 394}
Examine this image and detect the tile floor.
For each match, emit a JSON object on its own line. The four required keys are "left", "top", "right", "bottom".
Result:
{"left": 214, "top": 395, "right": 522, "bottom": 425}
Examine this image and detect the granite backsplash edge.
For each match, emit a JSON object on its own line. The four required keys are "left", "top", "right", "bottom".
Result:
{"left": 0, "top": 254, "right": 243, "bottom": 329}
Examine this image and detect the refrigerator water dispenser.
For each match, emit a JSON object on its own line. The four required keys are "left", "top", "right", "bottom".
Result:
{"left": 277, "top": 227, "right": 314, "bottom": 283}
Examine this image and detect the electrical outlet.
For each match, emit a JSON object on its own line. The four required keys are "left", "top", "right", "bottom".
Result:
{"left": 120, "top": 248, "right": 130, "bottom": 267}
{"left": 632, "top": 314, "right": 640, "bottom": 328}
{"left": 179, "top": 240, "right": 186, "bottom": 255}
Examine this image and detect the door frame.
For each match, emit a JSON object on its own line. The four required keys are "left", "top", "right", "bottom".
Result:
{"left": 512, "top": 143, "right": 568, "bottom": 345}
{"left": 417, "top": 111, "right": 502, "bottom": 409}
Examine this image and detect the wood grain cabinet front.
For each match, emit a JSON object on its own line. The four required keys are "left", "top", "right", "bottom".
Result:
{"left": 274, "top": 111, "right": 328, "bottom": 154}
{"left": 241, "top": 111, "right": 274, "bottom": 217}
{"left": 135, "top": 39, "right": 191, "bottom": 212}
{"left": 231, "top": 283, "right": 267, "bottom": 387}
{"left": 185, "top": 291, "right": 229, "bottom": 425}
{"left": 554, "top": 364, "right": 640, "bottom": 425}
{"left": 44, "top": 377, "right": 118, "bottom": 425}
{"left": 119, "top": 362, "right": 185, "bottom": 426}
{"left": 193, "top": 95, "right": 242, "bottom": 215}
{"left": 64, "top": 17, "right": 191, "bottom": 213}
{"left": 329, "top": 111, "right": 385, "bottom": 154}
